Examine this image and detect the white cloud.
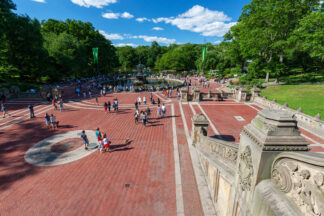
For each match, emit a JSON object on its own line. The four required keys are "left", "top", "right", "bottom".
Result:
{"left": 132, "top": 35, "right": 175, "bottom": 44}
{"left": 102, "top": 12, "right": 120, "bottom": 19}
{"left": 114, "top": 43, "right": 137, "bottom": 47}
{"left": 136, "top": 17, "right": 150, "bottom": 22}
{"left": 99, "top": 30, "right": 124, "bottom": 40}
{"left": 121, "top": 12, "right": 134, "bottom": 19}
{"left": 214, "top": 40, "right": 222, "bottom": 44}
{"left": 102, "top": 11, "right": 134, "bottom": 19}
{"left": 152, "top": 27, "right": 164, "bottom": 31}
{"left": 71, "top": 0, "right": 117, "bottom": 8}
{"left": 32, "top": 0, "right": 46, "bottom": 2}
{"left": 153, "top": 5, "right": 236, "bottom": 37}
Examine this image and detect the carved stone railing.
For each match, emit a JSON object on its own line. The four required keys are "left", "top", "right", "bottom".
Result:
{"left": 197, "top": 136, "right": 238, "bottom": 170}
{"left": 271, "top": 152, "right": 324, "bottom": 215}
{"left": 253, "top": 96, "right": 324, "bottom": 138}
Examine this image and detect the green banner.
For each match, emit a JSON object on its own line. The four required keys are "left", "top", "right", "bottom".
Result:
{"left": 92, "top": 47, "right": 98, "bottom": 64}
{"left": 202, "top": 46, "right": 207, "bottom": 63}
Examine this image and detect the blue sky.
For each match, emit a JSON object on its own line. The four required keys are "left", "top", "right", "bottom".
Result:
{"left": 13, "top": 0, "right": 251, "bottom": 47}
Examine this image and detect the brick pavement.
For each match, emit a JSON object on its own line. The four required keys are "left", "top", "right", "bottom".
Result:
{"left": 1, "top": 81, "right": 324, "bottom": 215}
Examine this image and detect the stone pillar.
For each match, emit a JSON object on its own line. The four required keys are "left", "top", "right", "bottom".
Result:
{"left": 230, "top": 109, "right": 309, "bottom": 215}
{"left": 250, "top": 87, "right": 261, "bottom": 101}
{"left": 192, "top": 114, "right": 209, "bottom": 146}
{"left": 180, "top": 87, "right": 189, "bottom": 102}
{"left": 237, "top": 87, "right": 247, "bottom": 102}
{"left": 192, "top": 88, "right": 201, "bottom": 102}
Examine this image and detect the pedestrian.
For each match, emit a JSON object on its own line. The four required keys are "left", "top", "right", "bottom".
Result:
{"left": 103, "top": 134, "right": 111, "bottom": 152}
{"left": 52, "top": 98, "right": 57, "bottom": 111}
{"left": 95, "top": 97, "right": 99, "bottom": 105}
{"left": 157, "top": 105, "right": 161, "bottom": 119}
{"left": 162, "top": 104, "right": 166, "bottom": 118}
{"left": 114, "top": 98, "right": 118, "bottom": 111}
{"left": 28, "top": 104, "right": 35, "bottom": 118}
{"left": 44, "top": 113, "right": 50, "bottom": 128}
{"left": 177, "top": 91, "right": 181, "bottom": 100}
{"left": 59, "top": 100, "right": 64, "bottom": 112}
{"left": 89, "top": 91, "right": 92, "bottom": 98}
{"left": 149, "top": 93, "right": 153, "bottom": 102}
{"left": 134, "top": 109, "right": 139, "bottom": 124}
{"left": 138, "top": 96, "right": 141, "bottom": 105}
{"left": 96, "top": 128, "right": 102, "bottom": 150}
{"left": 104, "top": 102, "right": 108, "bottom": 113}
{"left": 146, "top": 106, "right": 151, "bottom": 121}
{"left": 50, "top": 114, "right": 56, "bottom": 130}
{"left": 141, "top": 111, "right": 147, "bottom": 126}
{"left": 1, "top": 104, "right": 8, "bottom": 118}
{"left": 143, "top": 96, "right": 147, "bottom": 105}
{"left": 135, "top": 101, "right": 138, "bottom": 110}
{"left": 81, "top": 130, "right": 89, "bottom": 150}
{"left": 108, "top": 101, "right": 111, "bottom": 112}
{"left": 157, "top": 98, "right": 160, "bottom": 105}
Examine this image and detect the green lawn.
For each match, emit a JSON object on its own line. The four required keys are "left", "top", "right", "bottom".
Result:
{"left": 260, "top": 85, "right": 324, "bottom": 118}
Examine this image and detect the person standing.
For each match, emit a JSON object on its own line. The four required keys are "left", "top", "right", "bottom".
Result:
{"left": 141, "top": 111, "right": 147, "bottom": 126}
{"left": 95, "top": 97, "right": 99, "bottom": 105}
{"left": 81, "top": 130, "right": 89, "bottom": 150}
{"left": 149, "top": 93, "right": 153, "bottom": 103}
{"left": 161, "top": 104, "right": 166, "bottom": 118}
{"left": 52, "top": 98, "right": 57, "bottom": 111}
{"left": 83, "top": 91, "right": 86, "bottom": 98}
{"left": 107, "top": 101, "right": 111, "bottom": 112}
{"left": 28, "top": 104, "right": 35, "bottom": 118}
{"left": 146, "top": 106, "right": 151, "bottom": 121}
{"left": 89, "top": 90, "right": 92, "bottom": 98}
{"left": 157, "top": 98, "right": 160, "bottom": 105}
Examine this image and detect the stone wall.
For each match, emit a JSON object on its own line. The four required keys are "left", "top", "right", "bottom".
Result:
{"left": 253, "top": 96, "right": 324, "bottom": 138}
{"left": 191, "top": 110, "right": 324, "bottom": 216}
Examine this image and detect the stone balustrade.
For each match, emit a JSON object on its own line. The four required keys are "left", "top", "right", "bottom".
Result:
{"left": 190, "top": 109, "right": 324, "bottom": 216}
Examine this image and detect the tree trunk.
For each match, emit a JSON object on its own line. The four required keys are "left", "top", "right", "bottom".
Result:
{"left": 265, "top": 72, "right": 270, "bottom": 82}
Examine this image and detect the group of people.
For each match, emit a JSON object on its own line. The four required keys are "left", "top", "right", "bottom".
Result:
{"left": 103, "top": 98, "right": 118, "bottom": 112}
{"left": 44, "top": 113, "right": 58, "bottom": 130}
{"left": 95, "top": 128, "right": 111, "bottom": 152}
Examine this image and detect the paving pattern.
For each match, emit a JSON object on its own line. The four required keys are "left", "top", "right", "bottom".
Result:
{"left": 0, "top": 81, "right": 323, "bottom": 215}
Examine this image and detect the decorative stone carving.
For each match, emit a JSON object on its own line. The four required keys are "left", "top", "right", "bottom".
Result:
{"left": 238, "top": 146, "right": 254, "bottom": 191}
{"left": 272, "top": 153, "right": 324, "bottom": 215}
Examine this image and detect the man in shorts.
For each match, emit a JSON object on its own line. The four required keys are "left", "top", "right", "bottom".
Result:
{"left": 81, "top": 130, "right": 89, "bottom": 150}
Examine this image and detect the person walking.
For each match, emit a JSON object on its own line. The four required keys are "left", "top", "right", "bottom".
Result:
{"left": 141, "top": 111, "right": 147, "bottom": 126}
{"left": 138, "top": 96, "right": 141, "bottom": 105}
{"left": 107, "top": 101, "right": 111, "bottom": 112}
{"left": 146, "top": 106, "right": 151, "bottom": 121}
{"left": 177, "top": 91, "right": 181, "bottom": 100}
{"left": 50, "top": 114, "right": 56, "bottom": 130}
{"left": 143, "top": 96, "right": 147, "bottom": 105}
{"left": 95, "top": 128, "right": 102, "bottom": 150}
{"left": 44, "top": 113, "right": 50, "bottom": 128}
{"left": 95, "top": 97, "right": 99, "bottom": 105}
{"left": 134, "top": 109, "right": 139, "bottom": 124}
{"left": 104, "top": 102, "right": 108, "bottom": 113}
{"left": 81, "top": 130, "right": 89, "bottom": 150}
{"left": 157, "top": 98, "right": 160, "bottom": 105}
{"left": 103, "top": 134, "right": 111, "bottom": 152}
{"left": 1, "top": 104, "right": 8, "bottom": 118}
{"left": 28, "top": 104, "right": 35, "bottom": 118}
{"left": 52, "top": 98, "right": 57, "bottom": 111}
{"left": 135, "top": 101, "right": 138, "bottom": 110}
{"left": 59, "top": 100, "right": 64, "bottom": 112}
{"left": 149, "top": 93, "right": 153, "bottom": 102}
{"left": 157, "top": 105, "right": 161, "bottom": 119}
{"left": 161, "top": 104, "right": 166, "bottom": 118}
{"left": 83, "top": 91, "right": 87, "bottom": 98}
{"left": 114, "top": 98, "right": 118, "bottom": 111}
{"left": 89, "top": 90, "right": 92, "bottom": 98}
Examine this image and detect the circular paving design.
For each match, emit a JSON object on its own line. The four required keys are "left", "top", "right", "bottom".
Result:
{"left": 25, "top": 130, "right": 97, "bottom": 166}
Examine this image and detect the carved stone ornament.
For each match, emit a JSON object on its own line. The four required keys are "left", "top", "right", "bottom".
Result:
{"left": 238, "top": 146, "right": 254, "bottom": 191}
{"left": 272, "top": 156, "right": 324, "bottom": 216}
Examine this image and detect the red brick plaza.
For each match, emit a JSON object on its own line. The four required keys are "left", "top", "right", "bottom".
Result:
{"left": 0, "top": 83, "right": 323, "bottom": 216}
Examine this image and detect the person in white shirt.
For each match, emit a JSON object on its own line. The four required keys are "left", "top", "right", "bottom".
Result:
{"left": 138, "top": 96, "right": 142, "bottom": 105}
{"left": 161, "top": 104, "right": 166, "bottom": 118}
{"left": 143, "top": 96, "right": 146, "bottom": 105}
